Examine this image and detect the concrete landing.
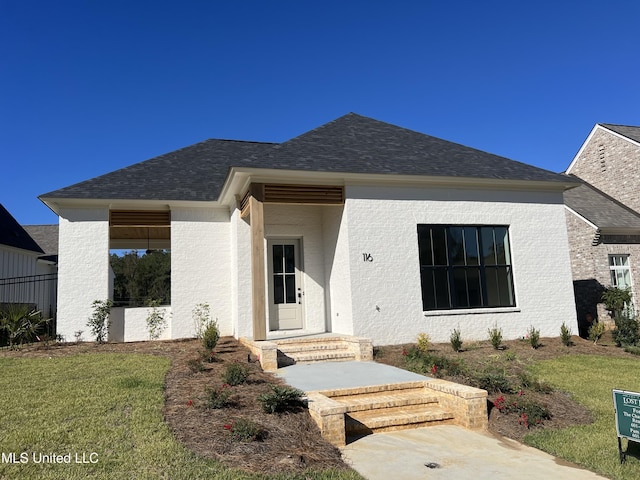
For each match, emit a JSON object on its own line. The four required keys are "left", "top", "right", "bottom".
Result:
{"left": 275, "top": 360, "right": 426, "bottom": 391}
{"left": 341, "top": 425, "right": 606, "bottom": 480}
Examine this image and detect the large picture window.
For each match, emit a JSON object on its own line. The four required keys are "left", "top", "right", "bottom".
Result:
{"left": 417, "top": 225, "right": 515, "bottom": 310}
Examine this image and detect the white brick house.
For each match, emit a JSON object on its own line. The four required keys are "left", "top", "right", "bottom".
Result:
{"left": 40, "top": 114, "right": 579, "bottom": 345}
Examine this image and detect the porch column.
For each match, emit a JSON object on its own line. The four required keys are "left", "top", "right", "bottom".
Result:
{"left": 249, "top": 195, "right": 267, "bottom": 340}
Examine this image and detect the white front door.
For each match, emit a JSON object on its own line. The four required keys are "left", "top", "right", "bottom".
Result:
{"left": 268, "top": 239, "right": 304, "bottom": 330}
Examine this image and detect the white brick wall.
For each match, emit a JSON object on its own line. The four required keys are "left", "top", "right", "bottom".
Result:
{"left": 110, "top": 306, "right": 172, "bottom": 342}
{"left": 56, "top": 207, "right": 111, "bottom": 342}
{"left": 341, "top": 185, "right": 578, "bottom": 345}
{"left": 170, "top": 206, "right": 232, "bottom": 338}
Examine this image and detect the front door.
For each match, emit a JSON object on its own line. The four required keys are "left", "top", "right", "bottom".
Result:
{"left": 268, "top": 239, "right": 304, "bottom": 330}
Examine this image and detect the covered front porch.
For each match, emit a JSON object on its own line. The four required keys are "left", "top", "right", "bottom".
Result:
{"left": 236, "top": 182, "right": 354, "bottom": 343}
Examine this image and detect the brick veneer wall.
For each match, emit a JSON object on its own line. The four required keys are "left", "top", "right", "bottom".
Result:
{"left": 565, "top": 209, "right": 640, "bottom": 333}
{"left": 570, "top": 127, "right": 640, "bottom": 212}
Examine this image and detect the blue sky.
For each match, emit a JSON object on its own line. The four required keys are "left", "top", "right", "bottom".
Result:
{"left": 2, "top": 1, "right": 639, "bottom": 225}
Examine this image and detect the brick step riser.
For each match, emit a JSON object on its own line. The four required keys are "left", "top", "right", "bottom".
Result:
{"left": 340, "top": 397, "right": 440, "bottom": 413}
{"left": 346, "top": 409, "right": 454, "bottom": 431}
{"left": 277, "top": 353, "right": 356, "bottom": 367}
{"left": 277, "top": 344, "right": 348, "bottom": 354}
{"left": 346, "top": 418, "right": 456, "bottom": 436}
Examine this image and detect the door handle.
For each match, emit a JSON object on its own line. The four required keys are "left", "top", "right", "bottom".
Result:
{"left": 298, "top": 288, "right": 302, "bottom": 304}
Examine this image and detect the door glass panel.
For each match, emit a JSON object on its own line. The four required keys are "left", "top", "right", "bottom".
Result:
{"left": 284, "top": 245, "right": 295, "bottom": 273}
{"left": 273, "top": 275, "right": 284, "bottom": 304}
{"left": 285, "top": 274, "right": 296, "bottom": 303}
{"left": 273, "top": 245, "right": 283, "bottom": 274}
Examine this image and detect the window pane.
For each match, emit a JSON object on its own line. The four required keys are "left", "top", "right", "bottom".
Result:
{"left": 273, "top": 245, "right": 283, "bottom": 274}
{"left": 495, "top": 227, "right": 509, "bottom": 264}
{"left": 285, "top": 274, "right": 296, "bottom": 303}
{"left": 453, "top": 268, "right": 469, "bottom": 307}
{"left": 417, "top": 225, "right": 434, "bottom": 266}
{"left": 432, "top": 227, "right": 448, "bottom": 266}
{"left": 449, "top": 227, "right": 465, "bottom": 266}
{"left": 466, "top": 267, "right": 482, "bottom": 307}
{"left": 421, "top": 269, "right": 436, "bottom": 310}
{"left": 273, "top": 275, "right": 284, "bottom": 304}
{"left": 486, "top": 266, "right": 514, "bottom": 306}
{"left": 464, "top": 227, "right": 480, "bottom": 266}
{"left": 434, "top": 268, "right": 451, "bottom": 309}
{"left": 481, "top": 227, "right": 496, "bottom": 265}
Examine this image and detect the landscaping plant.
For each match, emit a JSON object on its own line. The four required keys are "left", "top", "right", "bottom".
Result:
{"left": 487, "top": 323, "right": 503, "bottom": 350}
{"left": 0, "top": 304, "right": 49, "bottom": 349}
{"left": 612, "top": 312, "right": 640, "bottom": 347}
{"left": 588, "top": 320, "right": 605, "bottom": 345}
{"left": 416, "top": 332, "right": 431, "bottom": 353}
{"left": 206, "top": 384, "right": 233, "bottom": 409}
{"left": 258, "top": 385, "right": 305, "bottom": 413}
{"left": 87, "top": 299, "right": 113, "bottom": 343}
{"left": 145, "top": 299, "right": 167, "bottom": 340}
{"left": 450, "top": 327, "right": 463, "bottom": 352}
{"left": 527, "top": 325, "right": 540, "bottom": 349}
{"left": 224, "top": 418, "right": 265, "bottom": 442}
{"left": 560, "top": 322, "right": 572, "bottom": 346}
{"left": 223, "top": 362, "right": 249, "bottom": 386}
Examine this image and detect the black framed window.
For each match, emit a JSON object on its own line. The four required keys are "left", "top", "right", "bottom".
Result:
{"left": 417, "top": 225, "right": 515, "bottom": 310}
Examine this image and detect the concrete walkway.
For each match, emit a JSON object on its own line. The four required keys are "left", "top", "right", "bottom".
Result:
{"left": 275, "top": 361, "right": 606, "bottom": 480}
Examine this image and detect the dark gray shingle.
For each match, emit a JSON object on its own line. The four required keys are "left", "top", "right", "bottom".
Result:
{"left": 0, "top": 204, "right": 45, "bottom": 254}
{"left": 22, "top": 225, "right": 59, "bottom": 255}
{"left": 600, "top": 124, "right": 640, "bottom": 144}
{"left": 564, "top": 180, "right": 640, "bottom": 230}
{"left": 41, "top": 113, "right": 574, "bottom": 202}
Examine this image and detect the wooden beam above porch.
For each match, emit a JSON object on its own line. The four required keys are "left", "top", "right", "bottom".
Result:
{"left": 240, "top": 183, "right": 344, "bottom": 218}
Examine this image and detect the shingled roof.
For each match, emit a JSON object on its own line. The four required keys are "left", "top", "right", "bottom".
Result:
{"left": 40, "top": 113, "right": 574, "bottom": 202}
{"left": 0, "top": 204, "right": 45, "bottom": 254}
{"left": 600, "top": 123, "right": 640, "bottom": 144}
{"left": 564, "top": 179, "right": 640, "bottom": 231}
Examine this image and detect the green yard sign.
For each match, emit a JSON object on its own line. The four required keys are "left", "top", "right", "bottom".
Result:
{"left": 613, "top": 389, "right": 640, "bottom": 463}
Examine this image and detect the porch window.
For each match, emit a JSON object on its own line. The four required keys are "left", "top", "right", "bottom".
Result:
{"left": 417, "top": 225, "right": 515, "bottom": 310}
{"left": 609, "top": 255, "right": 632, "bottom": 289}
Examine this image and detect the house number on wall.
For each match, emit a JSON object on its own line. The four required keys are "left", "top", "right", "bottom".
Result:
{"left": 362, "top": 253, "right": 373, "bottom": 262}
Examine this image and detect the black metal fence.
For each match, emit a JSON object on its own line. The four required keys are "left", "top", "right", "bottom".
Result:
{"left": 0, "top": 273, "right": 58, "bottom": 346}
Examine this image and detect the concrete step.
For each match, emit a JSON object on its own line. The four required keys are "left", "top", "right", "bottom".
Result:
{"left": 346, "top": 404, "right": 454, "bottom": 435}
{"left": 277, "top": 341, "right": 346, "bottom": 354}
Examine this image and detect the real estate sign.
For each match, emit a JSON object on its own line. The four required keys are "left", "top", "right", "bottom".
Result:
{"left": 613, "top": 389, "right": 640, "bottom": 463}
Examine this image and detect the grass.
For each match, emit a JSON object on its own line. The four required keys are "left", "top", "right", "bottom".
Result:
{"left": 527, "top": 355, "right": 640, "bottom": 480}
{"left": 0, "top": 353, "right": 361, "bottom": 480}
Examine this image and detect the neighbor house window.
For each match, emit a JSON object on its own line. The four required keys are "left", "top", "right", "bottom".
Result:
{"left": 609, "top": 255, "right": 632, "bottom": 289}
{"left": 417, "top": 225, "right": 515, "bottom": 310}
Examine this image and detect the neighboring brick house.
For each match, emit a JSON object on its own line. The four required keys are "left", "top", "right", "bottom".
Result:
{"left": 564, "top": 124, "right": 640, "bottom": 335}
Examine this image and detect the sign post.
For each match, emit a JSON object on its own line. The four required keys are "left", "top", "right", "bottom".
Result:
{"left": 612, "top": 389, "right": 640, "bottom": 463}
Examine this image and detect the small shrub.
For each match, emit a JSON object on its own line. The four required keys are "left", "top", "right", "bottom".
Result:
{"left": 517, "top": 371, "right": 553, "bottom": 393}
{"left": 74, "top": 330, "right": 84, "bottom": 343}
{"left": 258, "top": 385, "right": 305, "bottom": 413}
{"left": 560, "top": 322, "right": 572, "bottom": 346}
{"left": 145, "top": 299, "right": 167, "bottom": 340}
{"left": 225, "top": 418, "right": 265, "bottom": 442}
{"left": 86, "top": 299, "right": 113, "bottom": 343}
{"left": 503, "top": 351, "right": 517, "bottom": 362}
{"left": 510, "top": 397, "right": 551, "bottom": 428}
{"left": 206, "top": 384, "right": 232, "bottom": 409}
{"left": 416, "top": 333, "right": 431, "bottom": 353}
{"left": 192, "top": 303, "right": 211, "bottom": 339}
{"left": 223, "top": 363, "right": 249, "bottom": 386}
{"left": 450, "top": 328, "right": 463, "bottom": 352}
{"left": 527, "top": 325, "right": 540, "bottom": 349}
{"left": 475, "top": 367, "right": 512, "bottom": 393}
{"left": 602, "top": 286, "right": 632, "bottom": 318}
{"left": 202, "top": 320, "right": 220, "bottom": 351}
{"left": 612, "top": 313, "right": 640, "bottom": 347}
{"left": 402, "top": 346, "right": 466, "bottom": 377}
{"left": 187, "top": 358, "right": 205, "bottom": 373}
{"left": 487, "top": 323, "right": 503, "bottom": 350}
{"left": 0, "top": 304, "right": 49, "bottom": 349}
{"left": 588, "top": 321, "right": 605, "bottom": 345}
{"left": 199, "top": 349, "right": 218, "bottom": 363}
{"left": 624, "top": 345, "right": 640, "bottom": 356}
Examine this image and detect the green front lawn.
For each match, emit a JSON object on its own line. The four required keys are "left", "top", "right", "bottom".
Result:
{"left": 528, "top": 355, "right": 640, "bottom": 480}
{"left": 0, "top": 353, "right": 359, "bottom": 480}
